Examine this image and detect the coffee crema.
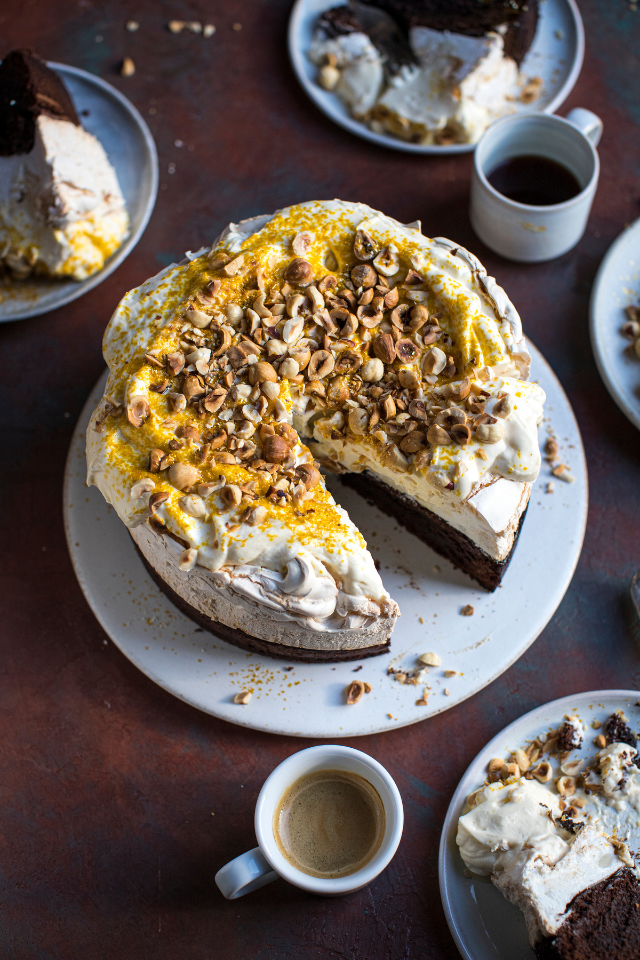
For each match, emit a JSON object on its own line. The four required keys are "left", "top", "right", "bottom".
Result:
{"left": 487, "top": 155, "right": 582, "bottom": 206}
{"left": 273, "top": 769, "right": 386, "bottom": 879}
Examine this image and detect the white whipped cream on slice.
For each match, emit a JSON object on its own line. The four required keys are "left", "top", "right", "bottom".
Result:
{"left": 308, "top": 32, "right": 383, "bottom": 116}
{"left": 457, "top": 778, "right": 632, "bottom": 944}
{"left": 377, "top": 28, "right": 517, "bottom": 144}
{"left": 308, "top": 20, "right": 521, "bottom": 144}
{"left": 0, "top": 115, "right": 128, "bottom": 280}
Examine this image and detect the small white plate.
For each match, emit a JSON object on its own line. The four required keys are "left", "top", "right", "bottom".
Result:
{"left": 590, "top": 217, "right": 640, "bottom": 433}
{"left": 0, "top": 63, "right": 158, "bottom": 323}
{"left": 64, "top": 341, "right": 587, "bottom": 738}
{"left": 439, "top": 690, "right": 640, "bottom": 960}
{"left": 288, "top": 0, "right": 584, "bottom": 155}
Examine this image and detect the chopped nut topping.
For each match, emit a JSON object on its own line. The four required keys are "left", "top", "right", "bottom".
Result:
{"left": 345, "top": 679, "right": 369, "bottom": 704}
{"left": 461, "top": 604, "right": 474, "bottom": 616}
{"left": 418, "top": 652, "right": 440, "bottom": 667}
{"left": 233, "top": 690, "right": 252, "bottom": 705}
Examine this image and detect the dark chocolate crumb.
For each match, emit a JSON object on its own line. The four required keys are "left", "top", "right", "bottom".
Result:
{"left": 557, "top": 720, "right": 583, "bottom": 752}
{"left": 605, "top": 713, "right": 637, "bottom": 749}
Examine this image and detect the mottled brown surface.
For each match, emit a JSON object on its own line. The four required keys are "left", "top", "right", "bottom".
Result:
{"left": 1, "top": 1, "right": 640, "bottom": 958}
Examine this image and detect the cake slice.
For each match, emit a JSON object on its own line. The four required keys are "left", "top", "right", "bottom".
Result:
{"left": 457, "top": 709, "right": 640, "bottom": 958}
{"left": 0, "top": 49, "right": 129, "bottom": 280}
{"left": 86, "top": 199, "right": 543, "bottom": 660}
{"left": 309, "top": 1, "right": 540, "bottom": 145}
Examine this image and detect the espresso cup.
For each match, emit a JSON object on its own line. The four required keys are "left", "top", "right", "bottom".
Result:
{"left": 470, "top": 108, "right": 603, "bottom": 263}
{"left": 215, "top": 745, "right": 404, "bottom": 899}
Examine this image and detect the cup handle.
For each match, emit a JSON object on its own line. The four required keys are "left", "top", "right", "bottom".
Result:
{"left": 215, "top": 846, "right": 279, "bottom": 899}
{"left": 565, "top": 108, "right": 603, "bottom": 148}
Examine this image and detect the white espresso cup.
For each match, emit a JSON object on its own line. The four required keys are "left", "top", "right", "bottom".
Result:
{"left": 470, "top": 108, "right": 603, "bottom": 263}
{"left": 215, "top": 745, "right": 404, "bottom": 899}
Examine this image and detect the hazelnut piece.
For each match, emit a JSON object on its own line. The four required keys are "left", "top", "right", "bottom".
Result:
{"left": 263, "top": 435, "right": 291, "bottom": 463}
{"left": 284, "top": 258, "right": 313, "bottom": 284}
{"left": 168, "top": 462, "right": 201, "bottom": 490}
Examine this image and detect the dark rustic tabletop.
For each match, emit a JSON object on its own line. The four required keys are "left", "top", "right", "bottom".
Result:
{"left": 2, "top": 1, "right": 640, "bottom": 957}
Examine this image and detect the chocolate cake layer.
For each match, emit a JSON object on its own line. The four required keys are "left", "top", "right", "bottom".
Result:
{"left": 535, "top": 868, "right": 640, "bottom": 960}
{"left": 0, "top": 48, "right": 80, "bottom": 156}
{"left": 340, "top": 471, "right": 526, "bottom": 591}
{"left": 359, "top": 0, "right": 539, "bottom": 64}
{"left": 136, "top": 547, "right": 390, "bottom": 663}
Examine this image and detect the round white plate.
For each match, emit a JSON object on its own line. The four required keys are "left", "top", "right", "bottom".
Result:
{"left": 0, "top": 62, "right": 158, "bottom": 323}
{"left": 590, "top": 217, "right": 640, "bottom": 433}
{"left": 439, "top": 689, "right": 640, "bottom": 960}
{"left": 288, "top": 0, "right": 584, "bottom": 155}
{"left": 64, "top": 341, "right": 587, "bottom": 738}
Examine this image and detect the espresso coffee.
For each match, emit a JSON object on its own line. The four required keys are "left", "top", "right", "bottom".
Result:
{"left": 273, "top": 769, "right": 386, "bottom": 879}
{"left": 487, "top": 155, "right": 582, "bottom": 206}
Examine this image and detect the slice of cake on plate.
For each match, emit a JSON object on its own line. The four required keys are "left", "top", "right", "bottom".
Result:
{"left": 0, "top": 49, "right": 129, "bottom": 281}
{"left": 86, "top": 199, "right": 544, "bottom": 661}
{"left": 308, "top": 0, "right": 540, "bottom": 145}
{"left": 457, "top": 710, "right": 640, "bottom": 958}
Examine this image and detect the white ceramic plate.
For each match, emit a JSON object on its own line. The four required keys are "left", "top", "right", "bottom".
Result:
{"left": 288, "top": 0, "right": 584, "bottom": 155}
{"left": 64, "top": 341, "right": 587, "bottom": 738}
{"left": 439, "top": 690, "right": 640, "bottom": 960}
{"left": 590, "top": 217, "right": 640, "bottom": 433}
{"left": 0, "top": 63, "right": 158, "bottom": 323}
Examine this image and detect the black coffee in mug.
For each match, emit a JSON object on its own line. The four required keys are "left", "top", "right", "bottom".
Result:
{"left": 487, "top": 155, "right": 582, "bottom": 206}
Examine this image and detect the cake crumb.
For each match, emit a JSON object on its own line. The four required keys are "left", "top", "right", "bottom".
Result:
{"left": 234, "top": 690, "right": 251, "bottom": 705}
{"left": 592, "top": 720, "right": 602, "bottom": 729}
{"left": 126, "top": 20, "right": 139, "bottom": 32}
{"left": 444, "top": 688, "right": 450, "bottom": 696}
{"left": 232, "top": 22, "right": 243, "bottom": 31}
{"left": 461, "top": 604, "right": 474, "bottom": 616}
{"left": 418, "top": 652, "right": 440, "bottom": 666}
{"left": 419, "top": 616, "right": 424, "bottom": 624}
{"left": 120, "top": 57, "right": 135, "bottom": 77}
{"left": 444, "top": 670, "right": 457, "bottom": 677}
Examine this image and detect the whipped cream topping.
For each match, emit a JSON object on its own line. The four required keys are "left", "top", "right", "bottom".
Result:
{"left": 308, "top": 32, "right": 383, "bottom": 116}
{"left": 0, "top": 115, "right": 128, "bottom": 280}
{"left": 87, "top": 199, "right": 539, "bottom": 639}
{"left": 309, "top": 19, "right": 524, "bottom": 144}
{"left": 457, "top": 779, "right": 631, "bottom": 942}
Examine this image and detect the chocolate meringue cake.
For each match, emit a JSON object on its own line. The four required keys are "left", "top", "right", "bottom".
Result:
{"left": 86, "top": 199, "right": 544, "bottom": 661}
{"left": 0, "top": 48, "right": 128, "bottom": 281}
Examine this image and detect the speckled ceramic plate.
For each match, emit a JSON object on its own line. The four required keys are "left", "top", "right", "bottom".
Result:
{"left": 288, "top": 0, "right": 584, "bottom": 155}
{"left": 439, "top": 690, "right": 640, "bottom": 960}
{"left": 63, "top": 341, "right": 587, "bottom": 737}
{"left": 0, "top": 62, "right": 158, "bottom": 323}
{"left": 590, "top": 217, "right": 640, "bottom": 433}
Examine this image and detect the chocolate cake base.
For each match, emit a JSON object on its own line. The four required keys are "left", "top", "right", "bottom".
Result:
{"left": 359, "top": 0, "right": 539, "bottom": 65}
{"left": 136, "top": 547, "right": 390, "bottom": 663}
{"left": 340, "top": 471, "right": 526, "bottom": 591}
{"left": 0, "top": 49, "right": 80, "bottom": 156}
{"left": 536, "top": 868, "right": 640, "bottom": 960}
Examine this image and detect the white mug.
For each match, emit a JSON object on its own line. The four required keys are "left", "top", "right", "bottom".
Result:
{"left": 470, "top": 108, "right": 603, "bottom": 263}
{"left": 215, "top": 745, "right": 404, "bottom": 899}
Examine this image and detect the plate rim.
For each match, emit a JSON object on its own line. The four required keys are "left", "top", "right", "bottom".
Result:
{"left": 63, "top": 339, "right": 588, "bottom": 738}
{"left": 589, "top": 215, "right": 640, "bottom": 433}
{"left": 438, "top": 687, "right": 640, "bottom": 960}
{"left": 287, "top": 0, "right": 585, "bottom": 156}
{"left": 0, "top": 61, "right": 159, "bottom": 324}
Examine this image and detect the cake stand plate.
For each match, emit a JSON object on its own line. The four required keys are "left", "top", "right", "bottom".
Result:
{"left": 0, "top": 62, "right": 158, "bottom": 323}
{"left": 288, "top": 0, "right": 584, "bottom": 155}
{"left": 590, "top": 216, "right": 640, "bottom": 433}
{"left": 439, "top": 690, "right": 640, "bottom": 960}
{"left": 64, "top": 341, "right": 587, "bottom": 738}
